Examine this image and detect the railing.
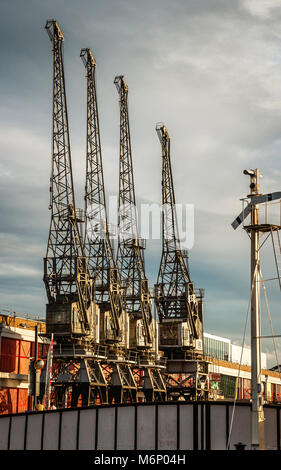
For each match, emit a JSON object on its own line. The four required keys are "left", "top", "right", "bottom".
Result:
{"left": 53, "top": 343, "right": 108, "bottom": 359}
{"left": 105, "top": 349, "right": 138, "bottom": 364}
{"left": 155, "top": 356, "right": 167, "bottom": 368}
{"left": 138, "top": 354, "right": 167, "bottom": 368}
{"left": 127, "top": 350, "right": 138, "bottom": 363}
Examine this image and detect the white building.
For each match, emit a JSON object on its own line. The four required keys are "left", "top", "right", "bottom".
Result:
{"left": 231, "top": 343, "right": 267, "bottom": 369}
{"left": 203, "top": 332, "right": 267, "bottom": 368}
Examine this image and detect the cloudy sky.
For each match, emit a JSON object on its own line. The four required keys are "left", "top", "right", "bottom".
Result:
{"left": 1, "top": 0, "right": 281, "bottom": 365}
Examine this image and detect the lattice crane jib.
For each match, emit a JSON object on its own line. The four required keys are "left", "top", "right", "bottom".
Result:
{"left": 114, "top": 75, "right": 153, "bottom": 348}
{"left": 44, "top": 20, "right": 94, "bottom": 340}
{"left": 81, "top": 48, "right": 123, "bottom": 343}
{"left": 155, "top": 123, "right": 203, "bottom": 350}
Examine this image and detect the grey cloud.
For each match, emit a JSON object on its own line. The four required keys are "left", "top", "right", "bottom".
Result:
{"left": 0, "top": 0, "right": 281, "bottom": 365}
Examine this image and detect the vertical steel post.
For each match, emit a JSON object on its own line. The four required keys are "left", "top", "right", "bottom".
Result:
{"left": 247, "top": 169, "right": 265, "bottom": 450}
{"left": 34, "top": 325, "right": 39, "bottom": 408}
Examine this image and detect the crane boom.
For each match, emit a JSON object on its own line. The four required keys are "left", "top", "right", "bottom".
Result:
{"left": 114, "top": 75, "right": 152, "bottom": 347}
{"left": 155, "top": 123, "right": 202, "bottom": 344}
{"left": 81, "top": 48, "right": 123, "bottom": 341}
{"left": 44, "top": 20, "right": 94, "bottom": 340}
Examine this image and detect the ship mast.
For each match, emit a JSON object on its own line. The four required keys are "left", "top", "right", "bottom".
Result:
{"left": 244, "top": 169, "right": 265, "bottom": 450}
{"left": 232, "top": 168, "right": 281, "bottom": 449}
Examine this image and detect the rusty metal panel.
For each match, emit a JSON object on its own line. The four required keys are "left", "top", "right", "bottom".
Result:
{"left": 137, "top": 405, "right": 156, "bottom": 450}
{"left": 42, "top": 412, "right": 60, "bottom": 450}
{"left": 228, "top": 405, "right": 251, "bottom": 450}
{"left": 0, "top": 416, "right": 10, "bottom": 450}
{"left": 179, "top": 404, "right": 193, "bottom": 450}
{"left": 78, "top": 408, "right": 96, "bottom": 450}
{"left": 1, "top": 402, "right": 280, "bottom": 450}
{"left": 264, "top": 408, "right": 277, "bottom": 450}
{"left": 116, "top": 406, "right": 135, "bottom": 450}
{"left": 158, "top": 404, "right": 177, "bottom": 450}
{"left": 96, "top": 407, "right": 115, "bottom": 450}
{"left": 60, "top": 410, "right": 78, "bottom": 450}
{"left": 9, "top": 415, "right": 25, "bottom": 450}
{"left": 210, "top": 404, "right": 226, "bottom": 450}
{"left": 26, "top": 413, "right": 43, "bottom": 450}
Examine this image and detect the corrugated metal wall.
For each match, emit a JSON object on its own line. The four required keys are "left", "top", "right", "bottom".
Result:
{"left": 0, "top": 402, "right": 280, "bottom": 450}
{"left": 0, "top": 388, "right": 29, "bottom": 414}
{"left": 0, "top": 337, "right": 32, "bottom": 375}
{"left": 0, "top": 336, "right": 49, "bottom": 415}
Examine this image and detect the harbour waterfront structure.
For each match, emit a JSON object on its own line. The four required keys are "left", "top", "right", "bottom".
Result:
{"left": 0, "top": 400, "right": 281, "bottom": 450}
{"left": 0, "top": 311, "right": 48, "bottom": 414}
{"left": 1, "top": 18, "right": 281, "bottom": 451}
{"left": 1, "top": 311, "right": 280, "bottom": 414}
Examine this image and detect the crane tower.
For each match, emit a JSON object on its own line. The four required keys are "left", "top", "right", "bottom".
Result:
{"left": 44, "top": 20, "right": 96, "bottom": 343}
{"left": 81, "top": 50, "right": 137, "bottom": 403}
{"left": 155, "top": 123, "right": 208, "bottom": 401}
{"left": 42, "top": 21, "right": 107, "bottom": 408}
{"left": 81, "top": 48, "right": 123, "bottom": 344}
{"left": 115, "top": 76, "right": 166, "bottom": 401}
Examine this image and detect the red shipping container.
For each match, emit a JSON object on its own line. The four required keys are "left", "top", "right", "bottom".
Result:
{"left": 0, "top": 387, "right": 29, "bottom": 414}
{"left": 0, "top": 388, "right": 17, "bottom": 414}
{"left": 30, "top": 341, "right": 49, "bottom": 359}
{"left": 17, "top": 388, "right": 28, "bottom": 413}
{"left": 0, "top": 338, "right": 19, "bottom": 374}
{"left": 42, "top": 343, "right": 49, "bottom": 357}
{"left": 19, "top": 340, "right": 31, "bottom": 375}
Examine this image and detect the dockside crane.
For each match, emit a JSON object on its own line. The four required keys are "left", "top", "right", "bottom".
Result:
{"left": 44, "top": 20, "right": 95, "bottom": 343}
{"left": 155, "top": 123, "right": 208, "bottom": 401}
{"left": 114, "top": 76, "right": 166, "bottom": 401}
{"left": 81, "top": 48, "right": 122, "bottom": 343}
{"left": 42, "top": 20, "right": 107, "bottom": 408}
{"left": 81, "top": 50, "right": 136, "bottom": 402}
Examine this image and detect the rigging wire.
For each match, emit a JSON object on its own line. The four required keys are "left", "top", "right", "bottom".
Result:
{"left": 226, "top": 261, "right": 258, "bottom": 450}
{"left": 259, "top": 268, "right": 281, "bottom": 377}
{"left": 227, "top": 256, "right": 281, "bottom": 448}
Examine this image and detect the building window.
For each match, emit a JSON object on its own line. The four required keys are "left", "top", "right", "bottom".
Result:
{"left": 204, "top": 336, "right": 229, "bottom": 361}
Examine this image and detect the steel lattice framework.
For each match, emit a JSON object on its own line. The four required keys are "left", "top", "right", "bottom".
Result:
{"left": 155, "top": 123, "right": 202, "bottom": 340}
{"left": 43, "top": 20, "right": 93, "bottom": 336}
{"left": 114, "top": 75, "right": 152, "bottom": 346}
{"left": 81, "top": 49, "right": 123, "bottom": 341}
